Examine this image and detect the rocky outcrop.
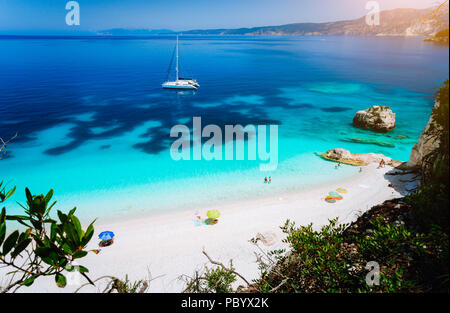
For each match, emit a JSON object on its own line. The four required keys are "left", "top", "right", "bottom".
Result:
{"left": 321, "top": 148, "right": 392, "bottom": 166}
{"left": 353, "top": 105, "right": 396, "bottom": 133}
{"left": 407, "top": 100, "right": 443, "bottom": 171}
{"left": 425, "top": 29, "right": 449, "bottom": 45}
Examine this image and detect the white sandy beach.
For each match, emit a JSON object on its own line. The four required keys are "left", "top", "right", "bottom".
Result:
{"left": 5, "top": 164, "right": 418, "bottom": 293}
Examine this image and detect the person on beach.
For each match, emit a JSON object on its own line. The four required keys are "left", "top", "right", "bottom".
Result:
{"left": 99, "top": 238, "right": 114, "bottom": 247}
{"left": 359, "top": 167, "right": 363, "bottom": 173}
{"left": 264, "top": 177, "right": 268, "bottom": 183}
{"left": 378, "top": 159, "right": 386, "bottom": 168}
{"left": 269, "top": 177, "right": 272, "bottom": 184}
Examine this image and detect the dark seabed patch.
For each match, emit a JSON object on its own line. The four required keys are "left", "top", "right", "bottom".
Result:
{"left": 320, "top": 107, "right": 352, "bottom": 113}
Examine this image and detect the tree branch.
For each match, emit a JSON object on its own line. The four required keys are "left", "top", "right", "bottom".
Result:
{"left": 202, "top": 250, "right": 251, "bottom": 287}
{"left": 0, "top": 133, "right": 18, "bottom": 160}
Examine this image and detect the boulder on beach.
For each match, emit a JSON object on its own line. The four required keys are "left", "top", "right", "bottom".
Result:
{"left": 325, "top": 148, "right": 352, "bottom": 160}
{"left": 353, "top": 105, "right": 396, "bottom": 133}
{"left": 320, "top": 148, "right": 392, "bottom": 166}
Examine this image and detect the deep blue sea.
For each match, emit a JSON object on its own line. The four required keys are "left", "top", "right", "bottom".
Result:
{"left": 0, "top": 35, "right": 448, "bottom": 222}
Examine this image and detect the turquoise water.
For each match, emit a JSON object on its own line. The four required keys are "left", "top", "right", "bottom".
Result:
{"left": 0, "top": 36, "right": 448, "bottom": 222}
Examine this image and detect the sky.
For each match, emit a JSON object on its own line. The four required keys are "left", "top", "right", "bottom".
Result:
{"left": 0, "top": 0, "right": 439, "bottom": 34}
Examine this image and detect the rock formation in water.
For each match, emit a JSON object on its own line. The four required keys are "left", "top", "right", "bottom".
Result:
{"left": 321, "top": 148, "right": 393, "bottom": 166}
{"left": 353, "top": 105, "right": 396, "bottom": 133}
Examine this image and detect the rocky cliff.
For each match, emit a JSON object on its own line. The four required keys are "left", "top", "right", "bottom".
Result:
{"left": 425, "top": 29, "right": 450, "bottom": 44}
{"left": 184, "top": 8, "right": 448, "bottom": 37}
{"left": 407, "top": 81, "right": 449, "bottom": 183}
{"left": 407, "top": 101, "right": 443, "bottom": 170}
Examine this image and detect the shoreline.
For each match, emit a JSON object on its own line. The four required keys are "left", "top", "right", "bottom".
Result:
{"left": 9, "top": 163, "right": 418, "bottom": 293}
{"left": 15, "top": 152, "right": 360, "bottom": 225}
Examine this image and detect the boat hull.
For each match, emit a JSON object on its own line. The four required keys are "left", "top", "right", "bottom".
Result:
{"left": 162, "top": 80, "right": 199, "bottom": 90}
{"left": 162, "top": 84, "right": 198, "bottom": 90}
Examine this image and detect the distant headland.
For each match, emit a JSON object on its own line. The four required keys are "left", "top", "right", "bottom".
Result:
{"left": 95, "top": 8, "right": 448, "bottom": 38}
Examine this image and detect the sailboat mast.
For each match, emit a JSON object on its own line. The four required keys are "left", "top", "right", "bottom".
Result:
{"left": 176, "top": 35, "right": 179, "bottom": 81}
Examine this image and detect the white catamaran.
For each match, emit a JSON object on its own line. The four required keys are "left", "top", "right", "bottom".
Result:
{"left": 162, "top": 35, "right": 200, "bottom": 90}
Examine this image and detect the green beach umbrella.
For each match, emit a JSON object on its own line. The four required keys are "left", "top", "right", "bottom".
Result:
{"left": 329, "top": 191, "right": 340, "bottom": 198}
{"left": 207, "top": 209, "right": 221, "bottom": 220}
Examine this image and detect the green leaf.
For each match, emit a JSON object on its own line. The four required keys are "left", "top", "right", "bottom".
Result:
{"left": 62, "top": 243, "right": 73, "bottom": 255}
{"left": 5, "top": 186, "right": 16, "bottom": 200}
{"left": 81, "top": 220, "right": 96, "bottom": 247}
{"left": 57, "top": 210, "right": 67, "bottom": 224}
{"left": 77, "top": 265, "right": 89, "bottom": 273}
{"left": 23, "top": 276, "right": 35, "bottom": 287}
{"left": 43, "top": 218, "right": 57, "bottom": 224}
{"left": 44, "top": 189, "right": 53, "bottom": 204}
{"left": 11, "top": 238, "right": 32, "bottom": 258}
{"left": 0, "top": 222, "right": 6, "bottom": 247}
{"left": 41, "top": 257, "right": 54, "bottom": 266}
{"left": 15, "top": 201, "right": 28, "bottom": 211}
{"left": 72, "top": 250, "right": 88, "bottom": 259}
{"left": 72, "top": 215, "right": 83, "bottom": 240}
{"left": 46, "top": 201, "right": 57, "bottom": 214}
{"left": 17, "top": 231, "right": 30, "bottom": 243}
{"left": 25, "top": 188, "right": 33, "bottom": 204}
{"left": 2, "top": 230, "right": 19, "bottom": 256}
{"left": 5, "top": 215, "right": 31, "bottom": 221}
{"left": 81, "top": 272, "right": 95, "bottom": 286}
{"left": 68, "top": 207, "right": 77, "bottom": 216}
{"left": 50, "top": 223, "right": 57, "bottom": 241}
{"left": 0, "top": 207, "right": 5, "bottom": 224}
{"left": 55, "top": 273, "right": 67, "bottom": 288}
{"left": 35, "top": 247, "right": 52, "bottom": 258}
{"left": 30, "top": 219, "right": 43, "bottom": 232}
{"left": 64, "top": 222, "right": 80, "bottom": 246}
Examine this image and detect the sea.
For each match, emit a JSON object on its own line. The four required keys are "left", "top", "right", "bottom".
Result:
{"left": 0, "top": 35, "right": 448, "bottom": 222}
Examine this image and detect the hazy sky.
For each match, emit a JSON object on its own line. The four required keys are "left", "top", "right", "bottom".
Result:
{"left": 0, "top": 0, "right": 439, "bottom": 34}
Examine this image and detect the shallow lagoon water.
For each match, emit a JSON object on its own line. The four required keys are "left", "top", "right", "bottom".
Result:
{"left": 0, "top": 35, "right": 448, "bottom": 222}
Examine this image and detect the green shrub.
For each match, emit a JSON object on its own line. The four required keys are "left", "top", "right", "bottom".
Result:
{"left": 183, "top": 261, "right": 237, "bottom": 293}
{"left": 406, "top": 183, "right": 449, "bottom": 234}
{"left": 254, "top": 215, "right": 448, "bottom": 293}
{"left": 0, "top": 187, "right": 96, "bottom": 293}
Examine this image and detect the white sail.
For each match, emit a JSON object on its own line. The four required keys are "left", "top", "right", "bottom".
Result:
{"left": 162, "top": 35, "right": 200, "bottom": 90}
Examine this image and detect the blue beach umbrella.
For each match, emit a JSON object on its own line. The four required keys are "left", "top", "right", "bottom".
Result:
{"left": 98, "top": 231, "right": 115, "bottom": 241}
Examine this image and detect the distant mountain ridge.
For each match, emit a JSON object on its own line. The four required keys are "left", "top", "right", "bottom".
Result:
{"left": 96, "top": 28, "right": 175, "bottom": 36}
{"left": 100, "top": 7, "right": 447, "bottom": 37}
{"left": 182, "top": 8, "right": 448, "bottom": 37}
